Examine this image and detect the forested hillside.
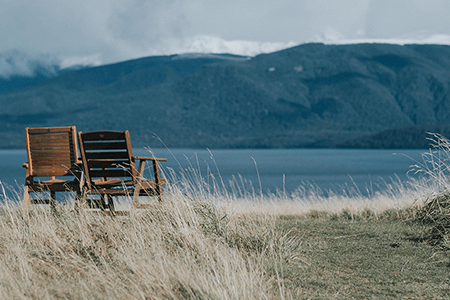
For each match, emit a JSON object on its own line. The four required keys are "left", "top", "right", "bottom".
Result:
{"left": 2, "top": 43, "right": 450, "bottom": 149}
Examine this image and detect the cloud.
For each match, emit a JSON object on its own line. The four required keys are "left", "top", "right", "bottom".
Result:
{"left": 59, "top": 54, "right": 103, "bottom": 69}
{"left": 105, "top": 0, "right": 188, "bottom": 57}
{"left": 160, "top": 35, "right": 298, "bottom": 56}
{"left": 0, "top": 50, "right": 60, "bottom": 79}
{"left": 319, "top": 33, "right": 450, "bottom": 47}
{"left": 3, "top": 0, "right": 450, "bottom": 74}
{"left": 365, "top": 0, "right": 450, "bottom": 39}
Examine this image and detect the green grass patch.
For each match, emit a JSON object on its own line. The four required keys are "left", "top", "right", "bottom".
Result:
{"left": 275, "top": 214, "right": 450, "bottom": 299}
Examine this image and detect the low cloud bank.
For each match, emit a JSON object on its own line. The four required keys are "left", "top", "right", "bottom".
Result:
{"left": 4, "top": 32, "right": 450, "bottom": 78}
{"left": 152, "top": 35, "right": 298, "bottom": 57}
{"left": 0, "top": 50, "right": 60, "bottom": 79}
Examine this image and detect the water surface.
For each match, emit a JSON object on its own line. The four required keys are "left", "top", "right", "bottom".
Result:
{"left": 0, "top": 148, "right": 426, "bottom": 198}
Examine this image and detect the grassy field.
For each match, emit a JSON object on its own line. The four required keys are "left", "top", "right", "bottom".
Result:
{"left": 1, "top": 135, "right": 450, "bottom": 299}
{"left": 276, "top": 213, "right": 450, "bottom": 299}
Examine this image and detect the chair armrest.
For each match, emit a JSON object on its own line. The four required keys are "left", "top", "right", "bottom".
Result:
{"left": 133, "top": 156, "right": 167, "bottom": 162}
{"left": 132, "top": 157, "right": 166, "bottom": 187}
{"left": 22, "top": 163, "right": 29, "bottom": 169}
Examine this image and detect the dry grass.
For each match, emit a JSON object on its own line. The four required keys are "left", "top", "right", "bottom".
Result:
{"left": 0, "top": 184, "right": 302, "bottom": 299}
{"left": 411, "top": 133, "right": 450, "bottom": 247}
{"left": 2, "top": 134, "right": 450, "bottom": 299}
{"left": 0, "top": 177, "right": 429, "bottom": 299}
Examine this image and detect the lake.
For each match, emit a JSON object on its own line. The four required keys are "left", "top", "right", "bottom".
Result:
{"left": 0, "top": 148, "right": 427, "bottom": 199}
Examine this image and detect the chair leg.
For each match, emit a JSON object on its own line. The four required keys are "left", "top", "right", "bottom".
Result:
{"left": 50, "top": 191, "right": 57, "bottom": 213}
{"left": 107, "top": 195, "right": 115, "bottom": 214}
{"left": 152, "top": 160, "right": 164, "bottom": 202}
{"left": 23, "top": 186, "right": 31, "bottom": 211}
{"left": 74, "top": 190, "right": 81, "bottom": 210}
{"left": 132, "top": 188, "right": 140, "bottom": 208}
{"left": 99, "top": 195, "right": 107, "bottom": 211}
{"left": 157, "top": 186, "right": 163, "bottom": 202}
{"left": 78, "top": 189, "right": 88, "bottom": 210}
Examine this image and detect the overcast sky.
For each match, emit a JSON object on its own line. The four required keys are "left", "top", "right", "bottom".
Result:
{"left": 2, "top": 0, "right": 450, "bottom": 74}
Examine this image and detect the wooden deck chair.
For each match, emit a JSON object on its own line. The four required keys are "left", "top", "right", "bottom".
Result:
{"left": 78, "top": 130, "right": 167, "bottom": 213}
{"left": 23, "top": 126, "right": 83, "bottom": 210}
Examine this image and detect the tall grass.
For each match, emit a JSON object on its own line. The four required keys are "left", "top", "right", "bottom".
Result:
{"left": 0, "top": 179, "right": 303, "bottom": 299}
{"left": 0, "top": 138, "right": 447, "bottom": 299}
{"left": 161, "top": 151, "right": 432, "bottom": 221}
{"left": 411, "top": 133, "right": 450, "bottom": 246}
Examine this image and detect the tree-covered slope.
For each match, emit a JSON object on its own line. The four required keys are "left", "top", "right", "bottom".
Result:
{"left": 2, "top": 44, "right": 450, "bottom": 149}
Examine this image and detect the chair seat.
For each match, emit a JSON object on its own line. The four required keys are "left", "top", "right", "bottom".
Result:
{"left": 27, "top": 178, "right": 81, "bottom": 191}
{"left": 32, "top": 178, "right": 70, "bottom": 185}
{"left": 92, "top": 178, "right": 167, "bottom": 189}
{"left": 85, "top": 178, "right": 167, "bottom": 197}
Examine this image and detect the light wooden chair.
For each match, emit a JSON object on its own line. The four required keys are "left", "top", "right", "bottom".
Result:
{"left": 78, "top": 130, "right": 167, "bottom": 214}
{"left": 23, "top": 126, "right": 83, "bottom": 210}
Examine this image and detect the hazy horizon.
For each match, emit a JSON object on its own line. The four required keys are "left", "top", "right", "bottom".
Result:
{"left": 2, "top": 0, "right": 450, "bottom": 77}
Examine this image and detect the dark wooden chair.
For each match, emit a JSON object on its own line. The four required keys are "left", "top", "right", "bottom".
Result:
{"left": 23, "top": 126, "right": 83, "bottom": 210}
{"left": 78, "top": 130, "right": 167, "bottom": 213}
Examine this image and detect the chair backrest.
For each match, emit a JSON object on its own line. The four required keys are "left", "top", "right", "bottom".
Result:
{"left": 25, "top": 126, "right": 80, "bottom": 177}
{"left": 78, "top": 131, "right": 137, "bottom": 188}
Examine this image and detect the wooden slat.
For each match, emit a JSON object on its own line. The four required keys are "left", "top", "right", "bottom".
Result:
{"left": 27, "top": 127, "right": 73, "bottom": 133}
{"left": 29, "top": 132, "right": 72, "bottom": 138}
{"left": 138, "top": 189, "right": 158, "bottom": 196}
{"left": 30, "top": 152, "right": 73, "bottom": 157}
{"left": 33, "top": 171, "right": 73, "bottom": 177}
{"left": 33, "top": 165, "right": 80, "bottom": 172}
{"left": 30, "top": 147, "right": 72, "bottom": 152}
{"left": 31, "top": 150, "right": 73, "bottom": 154}
{"left": 29, "top": 137, "right": 71, "bottom": 143}
{"left": 33, "top": 164, "right": 72, "bottom": 171}
{"left": 30, "top": 145, "right": 73, "bottom": 150}
{"left": 31, "top": 153, "right": 75, "bottom": 159}
{"left": 134, "top": 156, "right": 168, "bottom": 162}
{"left": 33, "top": 166, "right": 70, "bottom": 172}
{"left": 32, "top": 154, "right": 75, "bottom": 159}
{"left": 29, "top": 137, "right": 71, "bottom": 142}
{"left": 31, "top": 148, "right": 75, "bottom": 157}
{"left": 29, "top": 140, "right": 71, "bottom": 146}
{"left": 33, "top": 165, "right": 72, "bottom": 171}
{"left": 30, "top": 141, "right": 74, "bottom": 148}
{"left": 83, "top": 141, "right": 127, "bottom": 150}
{"left": 32, "top": 162, "right": 75, "bottom": 167}
{"left": 32, "top": 156, "right": 74, "bottom": 162}
{"left": 31, "top": 156, "right": 74, "bottom": 162}
{"left": 85, "top": 151, "right": 130, "bottom": 160}
{"left": 89, "top": 169, "right": 132, "bottom": 178}
{"left": 88, "top": 160, "right": 131, "bottom": 169}
{"left": 81, "top": 131, "right": 126, "bottom": 142}
{"left": 31, "top": 148, "right": 74, "bottom": 153}
{"left": 29, "top": 141, "right": 72, "bottom": 147}
{"left": 29, "top": 132, "right": 70, "bottom": 138}
{"left": 33, "top": 167, "right": 81, "bottom": 173}
{"left": 88, "top": 188, "right": 134, "bottom": 195}
{"left": 33, "top": 159, "right": 76, "bottom": 164}
{"left": 30, "top": 200, "right": 52, "bottom": 204}
{"left": 32, "top": 154, "right": 73, "bottom": 159}
{"left": 33, "top": 164, "right": 72, "bottom": 170}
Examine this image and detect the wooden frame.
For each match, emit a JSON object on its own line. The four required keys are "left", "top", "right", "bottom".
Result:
{"left": 78, "top": 130, "right": 167, "bottom": 213}
{"left": 23, "top": 126, "right": 83, "bottom": 210}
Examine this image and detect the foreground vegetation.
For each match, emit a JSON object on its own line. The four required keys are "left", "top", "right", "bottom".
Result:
{"left": 1, "top": 134, "right": 450, "bottom": 299}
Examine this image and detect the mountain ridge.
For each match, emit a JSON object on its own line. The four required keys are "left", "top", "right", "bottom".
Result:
{"left": 2, "top": 43, "right": 450, "bottom": 149}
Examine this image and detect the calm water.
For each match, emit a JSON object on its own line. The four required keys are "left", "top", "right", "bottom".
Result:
{"left": 0, "top": 148, "right": 426, "bottom": 198}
